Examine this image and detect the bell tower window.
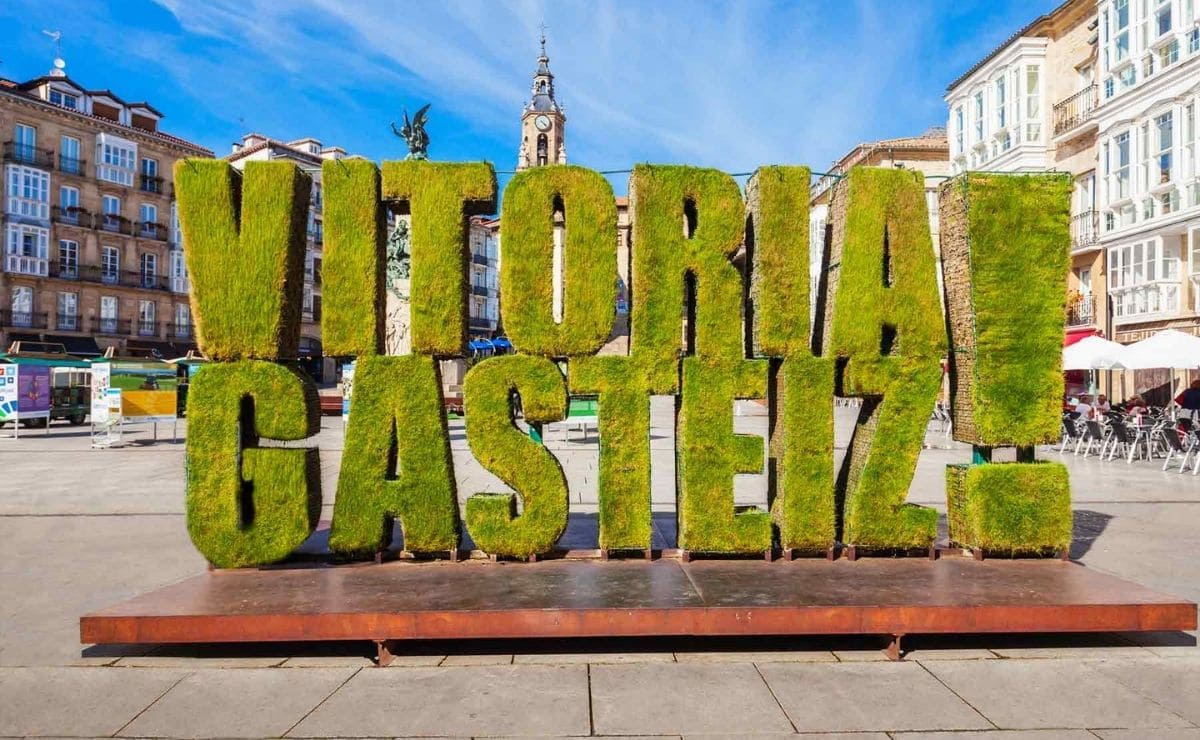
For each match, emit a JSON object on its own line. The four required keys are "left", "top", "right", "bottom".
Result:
{"left": 537, "top": 134, "right": 548, "bottom": 166}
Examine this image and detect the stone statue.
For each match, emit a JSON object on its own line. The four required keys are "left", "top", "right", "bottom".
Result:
{"left": 385, "top": 217, "right": 413, "bottom": 355}
{"left": 391, "top": 104, "right": 430, "bottom": 160}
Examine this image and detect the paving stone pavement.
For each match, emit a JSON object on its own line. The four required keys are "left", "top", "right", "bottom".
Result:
{"left": 1, "top": 405, "right": 1199, "bottom": 737}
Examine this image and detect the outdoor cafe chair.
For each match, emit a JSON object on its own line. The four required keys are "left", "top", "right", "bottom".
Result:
{"left": 1060, "top": 413, "right": 1084, "bottom": 453}
{"left": 1077, "top": 419, "right": 1108, "bottom": 457}
{"left": 1158, "top": 423, "right": 1197, "bottom": 473}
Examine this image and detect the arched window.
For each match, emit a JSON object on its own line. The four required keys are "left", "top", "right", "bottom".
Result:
{"left": 537, "top": 134, "right": 548, "bottom": 166}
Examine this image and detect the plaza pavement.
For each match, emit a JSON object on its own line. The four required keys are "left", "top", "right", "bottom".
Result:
{"left": 2, "top": 399, "right": 1200, "bottom": 738}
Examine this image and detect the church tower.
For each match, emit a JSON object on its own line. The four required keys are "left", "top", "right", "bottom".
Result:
{"left": 517, "top": 33, "right": 566, "bottom": 170}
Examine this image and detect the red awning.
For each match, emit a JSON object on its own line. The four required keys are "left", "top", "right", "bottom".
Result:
{"left": 1064, "top": 328, "right": 1101, "bottom": 347}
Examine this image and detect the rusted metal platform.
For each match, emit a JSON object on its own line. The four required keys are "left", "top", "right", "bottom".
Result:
{"left": 81, "top": 558, "right": 1196, "bottom": 659}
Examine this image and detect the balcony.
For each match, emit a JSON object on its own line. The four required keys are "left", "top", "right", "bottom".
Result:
{"left": 136, "top": 320, "right": 159, "bottom": 337}
{"left": 51, "top": 205, "right": 92, "bottom": 227}
{"left": 50, "top": 259, "right": 79, "bottom": 280}
{"left": 2, "top": 140, "right": 54, "bottom": 168}
{"left": 137, "top": 221, "right": 168, "bottom": 241}
{"left": 1053, "top": 85, "right": 1098, "bottom": 138}
{"left": 0, "top": 310, "right": 49, "bottom": 329}
{"left": 140, "top": 175, "right": 164, "bottom": 194}
{"left": 469, "top": 317, "right": 494, "bottom": 330}
{"left": 58, "top": 155, "right": 87, "bottom": 177}
{"left": 170, "top": 322, "right": 194, "bottom": 340}
{"left": 472, "top": 284, "right": 490, "bottom": 297}
{"left": 92, "top": 317, "right": 131, "bottom": 335}
{"left": 4, "top": 253, "right": 49, "bottom": 277}
{"left": 472, "top": 252, "right": 490, "bottom": 266}
{"left": 1070, "top": 210, "right": 1099, "bottom": 252}
{"left": 1066, "top": 295, "right": 1096, "bottom": 328}
{"left": 98, "top": 214, "right": 133, "bottom": 235}
{"left": 56, "top": 312, "right": 81, "bottom": 332}
{"left": 44, "top": 262, "right": 171, "bottom": 291}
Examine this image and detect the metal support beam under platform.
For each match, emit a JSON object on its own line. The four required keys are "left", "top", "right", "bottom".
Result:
{"left": 80, "top": 558, "right": 1196, "bottom": 660}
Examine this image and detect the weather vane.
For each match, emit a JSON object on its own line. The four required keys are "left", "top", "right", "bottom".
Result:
{"left": 42, "top": 30, "right": 62, "bottom": 58}
{"left": 390, "top": 104, "right": 430, "bottom": 161}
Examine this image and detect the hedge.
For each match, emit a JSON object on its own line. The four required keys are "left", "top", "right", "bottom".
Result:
{"left": 946, "top": 462, "right": 1072, "bottom": 555}
{"left": 174, "top": 160, "right": 310, "bottom": 361}
{"left": 629, "top": 165, "right": 746, "bottom": 391}
{"left": 328, "top": 355, "right": 459, "bottom": 556}
{"left": 822, "top": 167, "right": 944, "bottom": 550}
{"left": 185, "top": 361, "right": 321, "bottom": 568}
{"left": 940, "top": 173, "right": 1071, "bottom": 446}
{"left": 501, "top": 165, "right": 618, "bottom": 357}
{"left": 677, "top": 357, "right": 772, "bottom": 553}
{"left": 570, "top": 356, "right": 652, "bottom": 550}
{"left": 382, "top": 161, "right": 497, "bottom": 356}
{"left": 463, "top": 355, "right": 569, "bottom": 557}
{"left": 770, "top": 355, "right": 837, "bottom": 552}
{"left": 747, "top": 166, "right": 811, "bottom": 357}
{"left": 321, "top": 158, "right": 386, "bottom": 357}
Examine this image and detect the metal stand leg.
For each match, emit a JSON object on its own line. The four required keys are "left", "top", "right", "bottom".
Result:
{"left": 374, "top": 640, "right": 394, "bottom": 667}
{"left": 845, "top": 545, "right": 858, "bottom": 561}
{"left": 885, "top": 633, "right": 905, "bottom": 661}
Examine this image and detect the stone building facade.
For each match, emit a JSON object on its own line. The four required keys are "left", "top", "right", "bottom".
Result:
{"left": 0, "top": 60, "right": 211, "bottom": 357}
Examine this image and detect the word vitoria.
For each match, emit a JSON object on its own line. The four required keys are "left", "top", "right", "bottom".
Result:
{"left": 176, "top": 160, "right": 1073, "bottom": 568}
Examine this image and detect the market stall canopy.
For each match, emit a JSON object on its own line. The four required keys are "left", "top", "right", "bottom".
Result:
{"left": 1063, "top": 335, "right": 1130, "bottom": 370}
{"left": 1122, "top": 329, "right": 1200, "bottom": 370}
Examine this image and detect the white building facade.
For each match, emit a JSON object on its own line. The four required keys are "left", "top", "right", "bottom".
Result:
{"left": 1096, "top": 0, "right": 1200, "bottom": 340}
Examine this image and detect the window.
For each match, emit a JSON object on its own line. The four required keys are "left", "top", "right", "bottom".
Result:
{"left": 138, "top": 300, "right": 156, "bottom": 336}
{"left": 1186, "top": 103, "right": 1196, "bottom": 182}
{"left": 1105, "top": 77, "right": 1116, "bottom": 99}
{"left": 1190, "top": 28, "right": 1200, "bottom": 54}
{"left": 10, "top": 286, "right": 33, "bottom": 327}
{"left": 169, "top": 249, "right": 188, "bottom": 293}
{"left": 1115, "top": 0, "right": 1130, "bottom": 62}
{"left": 1156, "top": 111, "right": 1174, "bottom": 183}
{"left": 59, "top": 135, "right": 81, "bottom": 174}
{"left": 174, "top": 303, "right": 190, "bottom": 337}
{"left": 1119, "top": 64, "right": 1136, "bottom": 89}
{"left": 101, "top": 194, "right": 121, "bottom": 231}
{"left": 1115, "top": 131, "right": 1131, "bottom": 199}
{"left": 1156, "top": 0, "right": 1172, "bottom": 37}
{"left": 995, "top": 76, "right": 1007, "bottom": 129}
{"left": 96, "top": 134, "right": 136, "bottom": 186}
{"left": 13, "top": 123, "right": 36, "bottom": 161}
{"left": 140, "top": 158, "right": 157, "bottom": 177}
{"left": 140, "top": 203, "right": 158, "bottom": 236}
{"left": 4, "top": 223, "right": 49, "bottom": 276}
{"left": 140, "top": 157, "right": 160, "bottom": 193}
{"left": 1025, "top": 66, "right": 1041, "bottom": 142}
{"left": 954, "top": 106, "right": 964, "bottom": 154}
{"left": 1109, "top": 237, "right": 1180, "bottom": 319}
{"left": 57, "top": 239, "right": 78, "bottom": 278}
{"left": 974, "top": 91, "right": 984, "bottom": 142}
{"left": 57, "top": 292, "right": 78, "bottom": 330}
{"left": 5, "top": 165, "right": 50, "bottom": 220}
{"left": 170, "top": 201, "right": 182, "bottom": 246}
{"left": 48, "top": 89, "right": 78, "bottom": 110}
{"left": 101, "top": 246, "right": 120, "bottom": 284}
{"left": 99, "top": 295, "right": 118, "bottom": 333}
{"left": 140, "top": 252, "right": 157, "bottom": 288}
{"left": 1160, "top": 39, "right": 1180, "bottom": 68}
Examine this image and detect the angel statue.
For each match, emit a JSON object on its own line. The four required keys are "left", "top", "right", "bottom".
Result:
{"left": 391, "top": 104, "right": 430, "bottom": 160}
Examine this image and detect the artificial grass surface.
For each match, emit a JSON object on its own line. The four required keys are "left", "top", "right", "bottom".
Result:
{"left": 770, "top": 355, "right": 837, "bottom": 552}
{"left": 463, "top": 355, "right": 569, "bottom": 557}
{"left": 950, "top": 174, "right": 1071, "bottom": 446}
{"left": 570, "top": 356, "right": 653, "bottom": 550}
{"left": 501, "top": 165, "right": 617, "bottom": 357}
{"left": 329, "top": 355, "right": 460, "bottom": 556}
{"left": 174, "top": 160, "right": 310, "bottom": 361}
{"left": 824, "top": 167, "right": 944, "bottom": 549}
{"left": 381, "top": 161, "right": 496, "bottom": 356}
{"left": 321, "top": 158, "right": 386, "bottom": 356}
{"left": 185, "top": 361, "right": 321, "bottom": 568}
{"left": 677, "top": 357, "right": 772, "bottom": 553}
{"left": 747, "top": 166, "right": 811, "bottom": 357}
{"left": 946, "top": 462, "right": 1071, "bottom": 554}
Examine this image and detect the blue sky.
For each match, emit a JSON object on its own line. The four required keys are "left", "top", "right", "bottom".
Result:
{"left": 1, "top": 0, "right": 1057, "bottom": 194}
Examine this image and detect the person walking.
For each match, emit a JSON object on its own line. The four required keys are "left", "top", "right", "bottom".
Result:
{"left": 1175, "top": 380, "right": 1200, "bottom": 419}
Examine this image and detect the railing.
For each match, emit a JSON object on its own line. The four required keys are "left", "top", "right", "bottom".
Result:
{"left": 136, "top": 320, "right": 159, "bottom": 337}
{"left": 98, "top": 214, "right": 133, "bottom": 235}
{"left": 137, "top": 221, "right": 168, "bottom": 241}
{"left": 472, "top": 252, "right": 490, "bottom": 266}
{"left": 0, "top": 310, "right": 49, "bottom": 329}
{"left": 170, "top": 322, "right": 193, "bottom": 339}
{"left": 51, "top": 205, "right": 92, "bottom": 226}
{"left": 2, "top": 140, "right": 54, "bottom": 168}
{"left": 51, "top": 259, "right": 79, "bottom": 280}
{"left": 44, "top": 262, "right": 172, "bottom": 291}
{"left": 4, "top": 253, "right": 49, "bottom": 276}
{"left": 1067, "top": 295, "right": 1095, "bottom": 327}
{"left": 472, "top": 284, "right": 490, "bottom": 297}
{"left": 140, "top": 175, "right": 164, "bottom": 194}
{"left": 469, "top": 317, "right": 494, "bottom": 330}
{"left": 92, "top": 317, "right": 131, "bottom": 335}
{"left": 56, "top": 312, "right": 81, "bottom": 331}
{"left": 1070, "top": 210, "right": 1099, "bottom": 250}
{"left": 1053, "top": 85, "right": 1098, "bottom": 137}
{"left": 171, "top": 276, "right": 189, "bottom": 294}
{"left": 58, "top": 155, "right": 86, "bottom": 176}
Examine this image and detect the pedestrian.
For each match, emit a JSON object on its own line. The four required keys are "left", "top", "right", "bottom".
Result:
{"left": 1174, "top": 379, "right": 1200, "bottom": 419}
